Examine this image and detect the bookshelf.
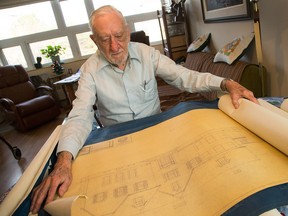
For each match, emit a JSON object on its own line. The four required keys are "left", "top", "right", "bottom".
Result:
{"left": 157, "top": 4, "right": 189, "bottom": 62}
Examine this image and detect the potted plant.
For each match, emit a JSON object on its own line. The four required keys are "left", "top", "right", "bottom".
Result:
{"left": 51, "top": 60, "right": 64, "bottom": 75}
{"left": 40, "top": 45, "right": 66, "bottom": 62}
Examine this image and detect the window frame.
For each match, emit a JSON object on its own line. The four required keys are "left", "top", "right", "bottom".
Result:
{"left": 0, "top": 0, "right": 161, "bottom": 71}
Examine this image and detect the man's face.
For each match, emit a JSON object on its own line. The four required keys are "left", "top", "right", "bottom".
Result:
{"left": 90, "top": 12, "right": 130, "bottom": 66}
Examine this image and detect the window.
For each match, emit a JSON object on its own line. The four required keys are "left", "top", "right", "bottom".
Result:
{"left": 0, "top": 0, "right": 162, "bottom": 71}
{"left": 76, "top": 32, "right": 98, "bottom": 56}
{"left": 30, "top": 37, "right": 73, "bottom": 64}
{"left": 135, "top": 19, "right": 162, "bottom": 43}
{"left": 60, "top": 1, "right": 88, "bottom": 27}
{"left": 0, "top": 2, "right": 57, "bottom": 40}
{"left": 3, "top": 46, "right": 27, "bottom": 68}
{"left": 92, "top": 0, "right": 161, "bottom": 16}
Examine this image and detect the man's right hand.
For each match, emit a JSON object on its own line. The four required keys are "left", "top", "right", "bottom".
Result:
{"left": 30, "top": 151, "right": 73, "bottom": 214}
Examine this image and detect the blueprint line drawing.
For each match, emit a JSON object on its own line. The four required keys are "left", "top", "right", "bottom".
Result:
{"left": 46, "top": 108, "right": 288, "bottom": 216}
{"left": 70, "top": 127, "right": 264, "bottom": 216}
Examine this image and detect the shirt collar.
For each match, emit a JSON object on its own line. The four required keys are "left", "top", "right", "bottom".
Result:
{"left": 96, "top": 50, "right": 111, "bottom": 70}
{"left": 128, "top": 42, "right": 141, "bottom": 63}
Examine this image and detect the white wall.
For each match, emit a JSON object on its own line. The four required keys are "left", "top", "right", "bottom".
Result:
{"left": 260, "top": 0, "right": 288, "bottom": 97}
{"left": 185, "top": 0, "right": 288, "bottom": 97}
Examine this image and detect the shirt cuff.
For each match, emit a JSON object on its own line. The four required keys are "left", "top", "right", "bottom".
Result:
{"left": 209, "top": 76, "right": 225, "bottom": 91}
{"left": 57, "top": 139, "right": 81, "bottom": 159}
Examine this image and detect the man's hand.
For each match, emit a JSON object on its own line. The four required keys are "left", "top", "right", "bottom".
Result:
{"left": 30, "top": 151, "right": 73, "bottom": 214}
{"left": 224, "top": 79, "right": 259, "bottom": 109}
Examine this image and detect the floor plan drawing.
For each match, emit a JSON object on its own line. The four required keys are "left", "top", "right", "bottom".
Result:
{"left": 45, "top": 108, "right": 288, "bottom": 216}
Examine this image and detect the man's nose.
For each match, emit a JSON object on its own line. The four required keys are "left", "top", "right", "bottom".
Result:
{"left": 110, "top": 36, "right": 119, "bottom": 52}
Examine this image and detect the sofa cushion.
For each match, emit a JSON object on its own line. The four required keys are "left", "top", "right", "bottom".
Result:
{"left": 184, "top": 51, "right": 214, "bottom": 71}
{"left": 187, "top": 33, "right": 211, "bottom": 53}
{"left": 213, "top": 33, "right": 254, "bottom": 65}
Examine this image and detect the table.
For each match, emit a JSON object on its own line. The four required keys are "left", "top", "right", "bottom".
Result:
{"left": 53, "top": 71, "right": 80, "bottom": 105}
{"left": 6, "top": 99, "right": 288, "bottom": 216}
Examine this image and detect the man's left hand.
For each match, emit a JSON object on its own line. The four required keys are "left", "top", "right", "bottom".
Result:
{"left": 225, "top": 79, "right": 259, "bottom": 109}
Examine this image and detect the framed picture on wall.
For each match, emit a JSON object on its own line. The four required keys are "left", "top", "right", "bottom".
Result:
{"left": 201, "top": 0, "right": 252, "bottom": 23}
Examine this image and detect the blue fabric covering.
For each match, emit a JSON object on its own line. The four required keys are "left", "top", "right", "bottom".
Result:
{"left": 224, "top": 183, "right": 288, "bottom": 216}
{"left": 13, "top": 99, "right": 288, "bottom": 215}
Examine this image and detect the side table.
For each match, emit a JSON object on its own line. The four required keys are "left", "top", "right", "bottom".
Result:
{"left": 53, "top": 72, "right": 80, "bottom": 106}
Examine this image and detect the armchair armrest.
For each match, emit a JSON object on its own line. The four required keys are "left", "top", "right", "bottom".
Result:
{"left": 36, "top": 85, "right": 54, "bottom": 96}
{"left": 36, "top": 85, "right": 53, "bottom": 91}
{"left": 0, "top": 98, "right": 16, "bottom": 112}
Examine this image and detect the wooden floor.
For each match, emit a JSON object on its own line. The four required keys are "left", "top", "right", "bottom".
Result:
{"left": 0, "top": 111, "right": 67, "bottom": 200}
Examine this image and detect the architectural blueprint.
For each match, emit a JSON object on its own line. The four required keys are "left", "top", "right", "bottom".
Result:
{"left": 45, "top": 98, "right": 288, "bottom": 216}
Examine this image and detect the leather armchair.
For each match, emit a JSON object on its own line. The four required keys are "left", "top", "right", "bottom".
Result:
{"left": 0, "top": 65, "right": 61, "bottom": 131}
{"left": 130, "top": 31, "right": 150, "bottom": 46}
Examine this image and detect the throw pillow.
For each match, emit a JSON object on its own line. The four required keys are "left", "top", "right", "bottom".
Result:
{"left": 213, "top": 33, "right": 254, "bottom": 65}
{"left": 187, "top": 33, "right": 211, "bottom": 53}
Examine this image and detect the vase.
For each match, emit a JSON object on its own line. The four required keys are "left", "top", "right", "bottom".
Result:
{"left": 51, "top": 55, "right": 60, "bottom": 63}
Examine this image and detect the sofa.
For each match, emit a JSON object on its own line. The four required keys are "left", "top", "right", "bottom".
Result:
{"left": 158, "top": 51, "right": 266, "bottom": 110}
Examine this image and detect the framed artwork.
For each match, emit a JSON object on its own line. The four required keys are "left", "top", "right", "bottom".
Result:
{"left": 201, "top": 0, "right": 252, "bottom": 23}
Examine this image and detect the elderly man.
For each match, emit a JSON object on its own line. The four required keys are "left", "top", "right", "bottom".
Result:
{"left": 30, "top": 5, "right": 257, "bottom": 214}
